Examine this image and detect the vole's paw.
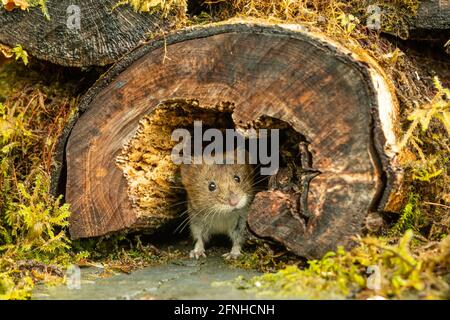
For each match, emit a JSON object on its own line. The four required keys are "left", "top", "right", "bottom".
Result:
{"left": 190, "top": 249, "right": 206, "bottom": 259}
{"left": 222, "top": 251, "right": 241, "bottom": 260}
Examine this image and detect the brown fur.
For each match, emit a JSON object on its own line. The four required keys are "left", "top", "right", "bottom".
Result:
{"left": 180, "top": 154, "right": 255, "bottom": 259}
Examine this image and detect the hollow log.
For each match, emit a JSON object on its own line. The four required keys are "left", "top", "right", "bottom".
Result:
{"left": 0, "top": 0, "right": 168, "bottom": 67}
{"left": 53, "top": 22, "right": 404, "bottom": 259}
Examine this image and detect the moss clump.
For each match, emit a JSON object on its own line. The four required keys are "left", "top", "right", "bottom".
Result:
{"left": 72, "top": 235, "right": 183, "bottom": 276}
{"left": 227, "top": 239, "right": 306, "bottom": 273}
{"left": 397, "top": 77, "right": 450, "bottom": 240}
{"left": 0, "top": 44, "right": 29, "bottom": 66}
{"left": 0, "top": 61, "right": 80, "bottom": 299}
{"left": 388, "top": 193, "right": 424, "bottom": 236}
{"left": 197, "top": 0, "right": 419, "bottom": 38}
{"left": 113, "top": 0, "right": 187, "bottom": 20}
{"left": 222, "top": 231, "right": 449, "bottom": 299}
{"left": 0, "top": 61, "right": 186, "bottom": 299}
{"left": 116, "top": 99, "right": 234, "bottom": 232}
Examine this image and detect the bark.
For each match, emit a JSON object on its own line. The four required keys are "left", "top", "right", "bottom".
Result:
{"left": 0, "top": 0, "right": 168, "bottom": 67}
{"left": 52, "top": 22, "right": 404, "bottom": 258}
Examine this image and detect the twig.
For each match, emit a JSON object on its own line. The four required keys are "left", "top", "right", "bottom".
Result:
{"left": 423, "top": 201, "right": 450, "bottom": 209}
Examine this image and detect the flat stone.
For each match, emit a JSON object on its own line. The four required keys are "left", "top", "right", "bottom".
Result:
{"left": 32, "top": 255, "right": 261, "bottom": 300}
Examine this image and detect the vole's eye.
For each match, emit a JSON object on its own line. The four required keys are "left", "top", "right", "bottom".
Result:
{"left": 234, "top": 175, "right": 241, "bottom": 183}
{"left": 208, "top": 181, "right": 217, "bottom": 192}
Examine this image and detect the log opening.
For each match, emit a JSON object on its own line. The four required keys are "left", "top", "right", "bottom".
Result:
{"left": 114, "top": 98, "right": 308, "bottom": 237}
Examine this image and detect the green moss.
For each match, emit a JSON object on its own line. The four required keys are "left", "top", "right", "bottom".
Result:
{"left": 389, "top": 193, "right": 423, "bottom": 236}
{"left": 0, "top": 45, "right": 29, "bottom": 66}
{"left": 220, "top": 231, "right": 448, "bottom": 299}
{"left": 113, "top": 0, "right": 187, "bottom": 19}
{"left": 0, "top": 61, "right": 80, "bottom": 299}
{"left": 373, "top": 0, "right": 419, "bottom": 38}
{"left": 28, "top": 0, "right": 49, "bottom": 19}
{"left": 226, "top": 240, "right": 305, "bottom": 273}
{"left": 398, "top": 77, "right": 450, "bottom": 240}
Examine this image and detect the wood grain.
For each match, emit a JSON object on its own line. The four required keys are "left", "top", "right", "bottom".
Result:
{"left": 410, "top": 0, "right": 450, "bottom": 31}
{"left": 0, "top": 0, "right": 167, "bottom": 67}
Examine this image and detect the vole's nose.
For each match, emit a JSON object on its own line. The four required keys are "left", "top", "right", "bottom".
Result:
{"left": 229, "top": 193, "right": 240, "bottom": 207}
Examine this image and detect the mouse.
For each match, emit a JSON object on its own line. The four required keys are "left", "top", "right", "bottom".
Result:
{"left": 180, "top": 152, "right": 255, "bottom": 260}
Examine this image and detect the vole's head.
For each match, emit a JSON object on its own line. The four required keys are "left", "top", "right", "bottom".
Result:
{"left": 180, "top": 158, "right": 254, "bottom": 215}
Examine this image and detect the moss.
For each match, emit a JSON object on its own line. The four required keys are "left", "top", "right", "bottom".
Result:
{"left": 371, "top": 0, "right": 420, "bottom": 39}
{"left": 1, "top": 0, "right": 449, "bottom": 301}
{"left": 398, "top": 77, "right": 450, "bottom": 240}
{"left": 389, "top": 193, "right": 423, "bottom": 236}
{"left": 28, "top": 0, "right": 48, "bottom": 19}
{"left": 227, "top": 239, "right": 306, "bottom": 273}
{"left": 72, "top": 234, "right": 183, "bottom": 275}
{"left": 0, "top": 61, "right": 80, "bottom": 299}
{"left": 0, "top": 62, "right": 194, "bottom": 299}
{"left": 220, "top": 231, "right": 449, "bottom": 299}
{"left": 0, "top": 45, "right": 29, "bottom": 66}
{"left": 198, "top": 0, "right": 419, "bottom": 38}
{"left": 113, "top": 0, "right": 187, "bottom": 20}
{"left": 116, "top": 99, "right": 235, "bottom": 231}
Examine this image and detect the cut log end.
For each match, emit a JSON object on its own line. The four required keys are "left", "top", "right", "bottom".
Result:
{"left": 0, "top": 0, "right": 168, "bottom": 67}
{"left": 54, "top": 22, "right": 403, "bottom": 259}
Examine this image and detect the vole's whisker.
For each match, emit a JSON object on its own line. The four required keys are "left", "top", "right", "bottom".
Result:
{"left": 251, "top": 175, "right": 270, "bottom": 186}
{"left": 151, "top": 185, "right": 186, "bottom": 194}
{"left": 174, "top": 207, "right": 206, "bottom": 234}
{"left": 165, "top": 200, "right": 189, "bottom": 209}
{"left": 173, "top": 209, "right": 191, "bottom": 234}
{"left": 175, "top": 205, "right": 212, "bottom": 234}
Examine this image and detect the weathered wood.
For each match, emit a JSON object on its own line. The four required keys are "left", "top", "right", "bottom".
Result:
{"left": 0, "top": 0, "right": 169, "bottom": 67}
{"left": 1, "top": 1, "right": 448, "bottom": 67}
{"left": 54, "top": 22, "right": 403, "bottom": 258}
{"left": 410, "top": 0, "right": 450, "bottom": 31}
